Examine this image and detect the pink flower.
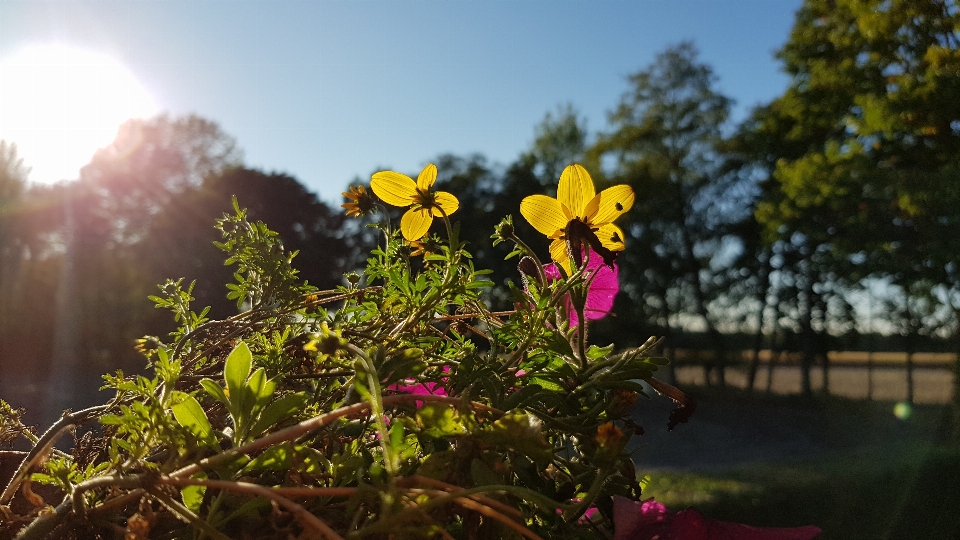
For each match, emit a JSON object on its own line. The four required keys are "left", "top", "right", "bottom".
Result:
{"left": 543, "top": 249, "right": 619, "bottom": 326}
{"left": 388, "top": 366, "right": 450, "bottom": 403}
{"left": 613, "top": 497, "right": 821, "bottom": 540}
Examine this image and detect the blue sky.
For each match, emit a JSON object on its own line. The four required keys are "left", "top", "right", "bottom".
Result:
{"left": 1, "top": 1, "right": 802, "bottom": 204}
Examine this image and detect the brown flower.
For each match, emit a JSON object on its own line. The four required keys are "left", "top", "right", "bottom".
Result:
{"left": 341, "top": 185, "right": 376, "bottom": 218}
{"left": 407, "top": 235, "right": 442, "bottom": 258}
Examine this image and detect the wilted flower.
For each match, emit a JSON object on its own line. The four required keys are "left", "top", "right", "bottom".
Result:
{"left": 520, "top": 164, "right": 633, "bottom": 267}
{"left": 341, "top": 185, "right": 376, "bottom": 218}
{"left": 370, "top": 163, "right": 459, "bottom": 241}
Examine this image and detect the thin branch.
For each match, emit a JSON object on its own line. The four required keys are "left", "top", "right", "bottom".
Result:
{"left": 400, "top": 476, "right": 522, "bottom": 519}
{"left": 146, "top": 486, "right": 233, "bottom": 540}
{"left": 406, "top": 488, "right": 543, "bottom": 540}
{"left": 169, "top": 394, "right": 503, "bottom": 480}
{"left": 1, "top": 404, "right": 112, "bottom": 505}
{"left": 159, "top": 477, "right": 344, "bottom": 540}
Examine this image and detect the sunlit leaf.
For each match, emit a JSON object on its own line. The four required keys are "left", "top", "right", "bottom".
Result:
{"left": 171, "top": 393, "right": 213, "bottom": 441}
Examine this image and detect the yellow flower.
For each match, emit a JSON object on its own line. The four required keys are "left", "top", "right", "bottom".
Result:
{"left": 520, "top": 164, "right": 634, "bottom": 266}
{"left": 370, "top": 164, "right": 459, "bottom": 241}
{"left": 341, "top": 185, "right": 376, "bottom": 218}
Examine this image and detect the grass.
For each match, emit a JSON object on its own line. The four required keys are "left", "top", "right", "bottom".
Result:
{"left": 638, "top": 399, "right": 960, "bottom": 540}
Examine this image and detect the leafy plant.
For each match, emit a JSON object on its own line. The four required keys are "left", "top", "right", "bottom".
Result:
{"left": 1, "top": 166, "right": 693, "bottom": 540}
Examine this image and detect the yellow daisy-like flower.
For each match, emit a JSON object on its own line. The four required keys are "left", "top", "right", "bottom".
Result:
{"left": 520, "top": 164, "right": 634, "bottom": 266}
{"left": 341, "top": 185, "right": 376, "bottom": 218}
{"left": 370, "top": 163, "right": 460, "bottom": 241}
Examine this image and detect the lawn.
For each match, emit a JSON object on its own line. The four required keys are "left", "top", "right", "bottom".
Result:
{"left": 641, "top": 443, "right": 960, "bottom": 540}
{"left": 630, "top": 385, "right": 960, "bottom": 540}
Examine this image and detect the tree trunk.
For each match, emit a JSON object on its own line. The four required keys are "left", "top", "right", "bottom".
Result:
{"left": 906, "top": 350, "right": 915, "bottom": 405}
{"left": 661, "top": 292, "right": 677, "bottom": 385}
{"left": 766, "top": 298, "right": 783, "bottom": 394}
{"left": 746, "top": 312, "right": 765, "bottom": 392}
{"left": 817, "top": 294, "right": 830, "bottom": 395}
{"left": 800, "top": 267, "right": 815, "bottom": 398}
{"left": 904, "top": 327, "right": 916, "bottom": 405}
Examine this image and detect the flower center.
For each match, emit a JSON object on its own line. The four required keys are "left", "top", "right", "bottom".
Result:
{"left": 415, "top": 188, "right": 437, "bottom": 209}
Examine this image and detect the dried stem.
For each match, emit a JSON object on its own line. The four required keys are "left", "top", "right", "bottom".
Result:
{"left": 160, "top": 477, "right": 344, "bottom": 540}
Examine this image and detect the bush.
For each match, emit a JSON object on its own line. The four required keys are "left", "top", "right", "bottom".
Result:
{"left": 0, "top": 165, "right": 689, "bottom": 539}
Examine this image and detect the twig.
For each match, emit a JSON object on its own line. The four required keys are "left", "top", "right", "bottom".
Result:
{"left": 159, "top": 477, "right": 344, "bottom": 540}
{"left": 400, "top": 476, "right": 521, "bottom": 519}
{"left": 169, "top": 394, "right": 503, "bottom": 480}
{"left": 146, "top": 486, "right": 233, "bottom": 540}
{"left": 1, "top": 404, "right": 111, "bottom": 506}
{"left": 406, "top": 488, "right": 543, "bottom": 540}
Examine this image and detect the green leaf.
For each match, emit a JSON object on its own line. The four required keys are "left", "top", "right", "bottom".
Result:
{"left": 526, "top": 376, "right": 564, "bottom": 392}
{"left": 477, "top": 411, "right": 553, "bottom": 465}
{"left": 248, "top": 392, "right": 309, "bottom": 440}
{"left": 245, "top": 444, "right": 292, "bottom": 472}
{"left": 586, "top": 344, "right": 615, "bottom": 361}
{"left": 214, "top": 497, "right": 271, "bottom": 528}
{"left": 416, "top": 450, "right": 457, "bottom": 480}
{"left": 181, "top": 482, "right": 206, "bottom": 513}
{"left": 247, "top": 367, "right": 273, "bottom": 409}
{"left": 171, "top": 393, "right": 213, "bottom": 441}
{"left": 500, "top": 384, "right": 544, "bottom": 411}
{"left": 416, "top": 403, "right": 469, "bottom": 438}
{"left": 200, "top": 378, "right": 229, "bottom": 406}
{"left": 224, "top": 341, "right": 252, "bottom": 401}
{"left": 470, "top": 458, "right": 501, "bottom": 486}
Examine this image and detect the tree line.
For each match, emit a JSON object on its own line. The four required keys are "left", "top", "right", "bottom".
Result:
{"left": 1, "top": 0, "right": 959, "bottom": 430}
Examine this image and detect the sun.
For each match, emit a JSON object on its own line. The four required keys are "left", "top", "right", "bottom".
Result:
{"left": 0, "top": 43, "right": 159, "bottom": 185}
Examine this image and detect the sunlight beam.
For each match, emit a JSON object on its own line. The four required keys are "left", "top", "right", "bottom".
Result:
{"left": 0, "top": 43, "right": 159, "bottom": 184}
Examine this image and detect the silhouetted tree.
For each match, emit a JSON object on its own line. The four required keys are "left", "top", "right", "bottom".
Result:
{"left": 588, "top": 42, "right": 739, "bottom": 385}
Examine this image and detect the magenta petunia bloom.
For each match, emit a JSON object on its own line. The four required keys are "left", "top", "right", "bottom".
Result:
{"left": 544, "top": 248, "right": 619, "bottom": 326}
{"left": 612, "top": 497, "right": 821, "bottom": 540}
{"left": 388, "top": 366, "right": 450, "bottom": 402}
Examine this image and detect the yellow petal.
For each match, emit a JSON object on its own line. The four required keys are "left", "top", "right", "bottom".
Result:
{"left": 558, "top": 164, "right": 596, "bottom": 217}
{"left": 597, "top": 223, "right": 626, "bottom": 252}
{"left": 582, "top": 194, "right": 601, "bottom": 222}
{"left": 520, "top": 195, "right": 568, "bottom": 237}
{"left": 549, "top": 238, "right": 569, "bottom": 264}
{"left": 371, "top": 171, "right": 417, "bottom": 207}
{"left": 590, "top": 185, "right": 635, "bottom": 225}
{"left": 400, "top": 208, "right": 433, "bottom": 241}
{"left": 430, "top": 191, "right": 460, "bottom": 217}
{"left": 417, "top": 163, "right": 438, "bottom": 191}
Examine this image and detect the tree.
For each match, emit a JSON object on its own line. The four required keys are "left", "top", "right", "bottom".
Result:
{"left": 588, "top": 42, "right": 739, "bottom": 385}
{"left": 1, "top": 115, "right": 249, "bottom": 424}
{"left": 526, "top": 103, "right": 589, "bottom": 185}
{"left": 140, "top": 167, "right": 356, "bottom": 324}
{"left": 79, "top": 113, "right": 243, "bottom": 243}
{"left": 750, "top": 0, "right": 960, "bottom": 402}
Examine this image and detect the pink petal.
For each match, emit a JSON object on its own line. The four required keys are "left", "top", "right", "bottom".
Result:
{"left": 612, "top": 496, "right": 821, "bottom": 540}
{"left": 583, "top": 256, "right": 618, "bottom": 320}
{"left": 388, "top": 366, "right": 450, "bottom": 402}
{"left": 672, "top": 507, "right": 822, "bottom": 540}
{"left": 613, "top": 497, "right": 672, "bottom": 540}
{"left": 543, "top": 249, "right": 619, "bottom": 327}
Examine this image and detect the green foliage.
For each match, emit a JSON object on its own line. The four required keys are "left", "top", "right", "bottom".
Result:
{"left": 5, "top": 198, "right": 683, "bottom": 539}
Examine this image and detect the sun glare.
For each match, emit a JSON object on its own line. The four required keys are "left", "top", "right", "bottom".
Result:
{"left": 0, "top": 43, "right": 159, "bottom": 184}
